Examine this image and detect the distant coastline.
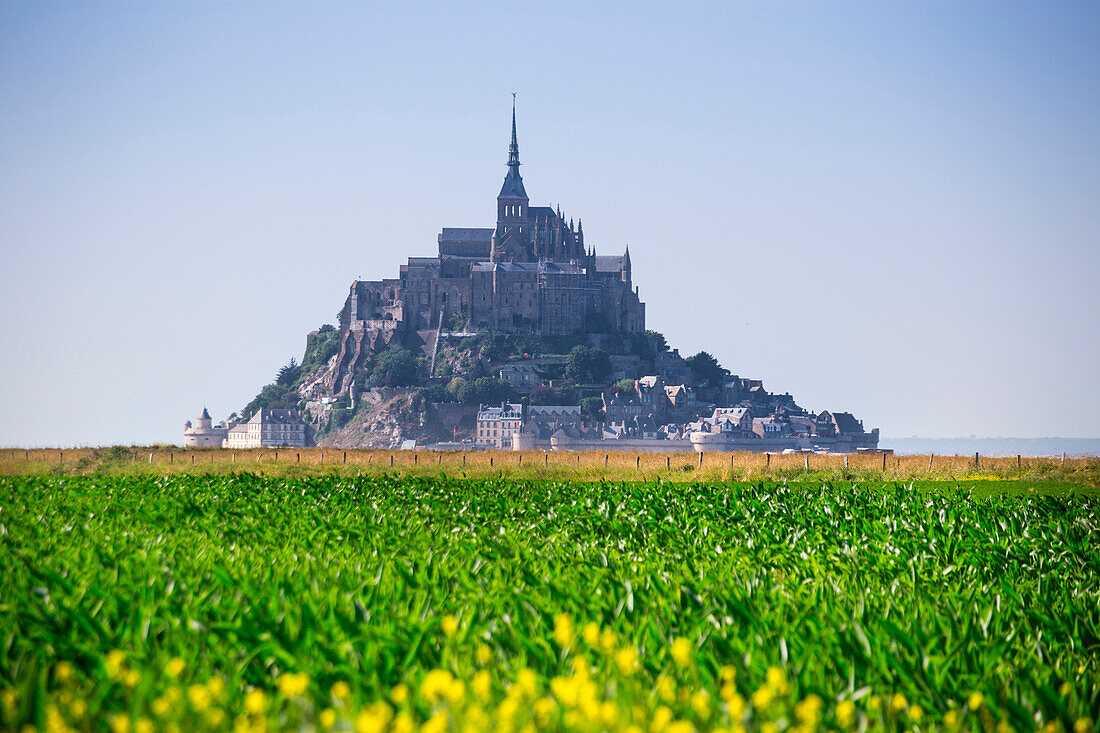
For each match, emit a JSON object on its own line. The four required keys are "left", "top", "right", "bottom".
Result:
{"left": 883, "top": 437, "right": 1100, "bottom": 457}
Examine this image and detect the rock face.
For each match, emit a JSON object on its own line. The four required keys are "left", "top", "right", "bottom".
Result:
{"left": 315, "top": 392, "right": 478, "bottom": 448}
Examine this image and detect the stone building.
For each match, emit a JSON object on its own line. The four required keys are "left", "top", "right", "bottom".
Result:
{"left": 331, "top": 101, "right": 646, "bottom": 395}
{"left": 224, "top": 409, "right": 307, "bottom": 449}
{"left": 183, "top": 407, "right": 230, "bottom": 447}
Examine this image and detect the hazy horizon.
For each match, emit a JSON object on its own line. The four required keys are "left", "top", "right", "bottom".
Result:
{"left": 2, "top": 2, "right": 1098, "bottom": 446}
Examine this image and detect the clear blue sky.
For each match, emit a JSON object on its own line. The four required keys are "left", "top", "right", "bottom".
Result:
{"left": 1, "top": 2, "right": 1098, "bottom": 446}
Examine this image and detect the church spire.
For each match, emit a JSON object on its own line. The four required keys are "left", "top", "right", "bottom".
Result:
{"left": 508, "top": 93, "right": 520, "bottom": 167}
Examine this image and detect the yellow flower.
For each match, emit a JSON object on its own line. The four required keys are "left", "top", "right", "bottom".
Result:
{"left": 944, "top": 710, "right": 960, "bottom": 729}
{"left": 968, "top": 691, "right": 984, "bottom": 710}
{"left": 187, "top": 684, "right": 211, "bottom": 712}
{"left": 651, "top": 705, "right": 673, "bottom": 732}
{"left": 666, "top": 722, "right": 694, "bottom": 733}
{"left": 720, "top": 665, "right": 736, "bottom": 683}
{"left": 909, "top": 704, "right": 923, "bottom": 722}
{"left": 1060, "top": 682, "right": 1073, "bottom": 697}
{"left": 390, "top": 683, "right": 408, "bottom": 705}
{"left": 599, "top": 629, "right": 617, "bottom": 652}
{"left": 355, "top": 703, "right": 394, "bottom": 733}
{"left": 105, "top": 650, "right": 126, "bottom": 679}
{"left": 472, "top": 670, "right": 492, "bottom": 701}
{"left": 330, "top": 677, "right": 352, "bottom": 699}
{"left": 655, "top": 675, "right": 675, "bottom": 703}
{"left": 554, "top": 614, "right": 574, "bottom": 648}
{"left": 204, "top": 708, "right": 226, "bottom": 727}
{"left": 670, "top": 637, "right": 693, "bottom": 667}
{"left": 1, "top": 688, "right": 16, "bottom": 715}
{"left": 164, "top": 657, "right": 185, "bottom": 679}
{"left": 1074, "top": 719, "right": 1094, "bottom": 733}
{"left": 476, "top": 644, "right": 493, "bottom": 666}
{"left": 752, "top": 684, "right": 774, "bottom": 710}
{"left": 421, "top": 710, "right": 447, "bottom": 733}
{"left": 206, "top": 677, "right": 225, "bottom": 699}
{"left": 109, "top": 714, "right": 130, "bottom": 733}
{"left": 533, "top": 697, "right": 556, "bottom": 726}
{"left": 69, "top": 698, "right": 87, "bottom": 720}
{"left": 890, "top": 692, "right": 907, "bottom": 713}
{"left": 55, "top": 661, "right": 75, "bottom": 683}
{"left": 836, "top": 699, "right": 856, "bottom": 727}
{"left": 441, "top": 615, "right": 459, "bottom": 637}
{"left": 244, "top": 688, "right": 266, "bottom": 715}
{"left": 445, "top": 678, "right": 466, "bottom": 704}
{"left": 868, "top": 694, "right": 882, "bottom": 712}
{"left": 421, "top": 669, "right": 454, "bottom": 704}
{"left": 599, "top": 701, "right": 619, "bottom": 726}
{"left": 392, "top": 712, "right": 415, "bottom": 733}
{"left": 795, "top": 694, "right": 824, "bottom": 723}
{"left": 122, "top": 668, "right": 141, "bottom": 689}
{"left": 583, "top": 622, "right": 600, "bottom": 647}
{"left": 765, "top": 666, "right": 787, "bottom": 692}
{"left": 517, "top": 668, "right": 537, "bottom": 698}
{"left": 615, "top": 646, "right": 639, "bottom": 676}
{"left": 278, "top": 672, "right": 309, "bottom": 697}
{"left": 319, "top": 708, "right": 337, "bottom": 728}
{"left": 691, "top": 690, "right": 711, "bottom": 720}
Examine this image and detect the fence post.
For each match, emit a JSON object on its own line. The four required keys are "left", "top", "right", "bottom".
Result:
{"left": 544, "top": 453, "right": 548, "bottom": 466}
{"left": 605, "top": 454, "right": 609, "bottom": 468}
{"left": 463, "top": 454, "right": 466, "bottom": 467}
{"left": 975, "top": 452, "right": 979, "bottom": 468}
{"left": 490, "top": 456, "right": 493, "bottom": 467}
{"left": 1061, "top": 451, "right": 1066, "bottom": 465}
{"left": 170, "top": 452, "right": 173, "bottom": 464}
{"left": 320, "top": 451, "right": 324, "bottom": 465}
{"left": 1017, "top": 454, "right": 1021, "bottom": 469}
{"left": 275, "top": 451, "right": 278, "bottom": 462}
{"left": 667, "top": 455, "right": 671, "bottom": 470}
{"left": 59, "top": 450, "right": 63, "bottom": 464}
{"left": 929, "top": 453, "right": 934, "bottom": 469}
{"left": 390, "top": 454, "right": 394, "bottom": 466}
{"left": 882, "top": 452, "right": 887, "bottom": 470}
{"left": 438, "top": 454, "right": 442, "bottom": 465}
{"left": 148, "top": 452, "right": 153, "bottom": 464}
{"left": 232, "top": 453, "right": 235, "bottom": 463}
{"left": 518, "top": 455, "right": 522, "bottom": 467}
{"left": 297, "top": 453, "right": 300, "bottom": 463}
{"left": 191, "top": 454, "right": 194, "bottom": 465}
{"left": 730, "top": 453, "right": 734, "bottom": 468}
{"left": 414, "top": 454, "right": 418, "bottom": 465}
{"left": 343, "top": 451, "right": 347, "bottom": 464}
{"left": 699, "top": 452, "right": 703, "bottom": 468}
{"left": 636, "top": 455, "right": 640, "bottom": 469}
{"left": 766, "top": 453, "right": 770, "bottom": 467}
{"left": 804, "top": 454, "right": 809, "bottom": 470}
{"left": 844, "top": 454, "right": 849, "bottom": 469}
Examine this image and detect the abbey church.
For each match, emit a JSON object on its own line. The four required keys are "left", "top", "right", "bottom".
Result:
{"left": 332, "top": 103, "right": 646, "bottom": 394}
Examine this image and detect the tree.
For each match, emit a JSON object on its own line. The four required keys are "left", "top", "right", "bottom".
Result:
{"left": 368, "top": 346, "right": 419, "bottom": 387}
{"left": 276, "top": 358, "right": 300, "bottom": 387}
{"left": 686, "top": 351, "right": 730, "bottom": 387}
{"left": 580, "top": 396, "right": 605, "bottom": 421}
{"left": 565, "top": 346, "right": 612, "bottom": 384}
{"left": 419, "top": 385, "right": 455, "bottom": 403}
{"left": 447, "top": 377, "right": 473, "bottom": 403}
{"left": 529, "top": 385, "right": 561, "bottom": 405}
{"left": 471, "top": 377, "right": 513, "bottom": 405}
{"left": 612, "top": 378, "right": 637, "bottom": 395}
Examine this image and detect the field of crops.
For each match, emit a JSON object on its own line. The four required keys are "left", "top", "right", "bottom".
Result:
{"left": 1, "top": 474, "right": 1097, "bottom": 733}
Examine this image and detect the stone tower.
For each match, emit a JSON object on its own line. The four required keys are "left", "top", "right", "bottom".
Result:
{"left": 493, "top": 97, "right": 530, "bottom": 261}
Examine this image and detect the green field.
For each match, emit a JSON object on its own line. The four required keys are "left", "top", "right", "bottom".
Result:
{"left": 1, "top": 475, "right": 1097, "bottom": 733}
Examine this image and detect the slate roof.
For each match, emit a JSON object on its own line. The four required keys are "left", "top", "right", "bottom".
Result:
{"left": 832, "top": 412, "right": 865, "bottom": 434}
{"left": 499, "top": 166, "right": 528, "bottom": 199}
{"left": 248, "top": 409, "right": 304, "bottom": 425}
{"left": 594, "top": 255, "right": 625, "bottom": 273}
{"left": 440, "top": 228, "right": 494, "bottom": 241}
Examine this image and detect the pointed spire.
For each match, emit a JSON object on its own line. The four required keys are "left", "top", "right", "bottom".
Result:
{"left": 508, "top": 93, "right": 520, "bottom": 167}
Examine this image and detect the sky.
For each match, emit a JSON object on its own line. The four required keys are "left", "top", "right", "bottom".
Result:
{"left": 1, "top": 2, "right": 1098, "bottom": 446}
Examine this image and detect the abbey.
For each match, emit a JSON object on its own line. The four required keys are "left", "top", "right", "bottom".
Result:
{"left": 332, "top": 104, "right": 645, "bottom": 394}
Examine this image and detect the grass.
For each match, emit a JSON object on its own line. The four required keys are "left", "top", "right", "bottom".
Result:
{"left": 1, "top": 446, "right": 1098, "bottom": 490}
{"left": 0, "top": 473, "right": 1097, "bottom": 732}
